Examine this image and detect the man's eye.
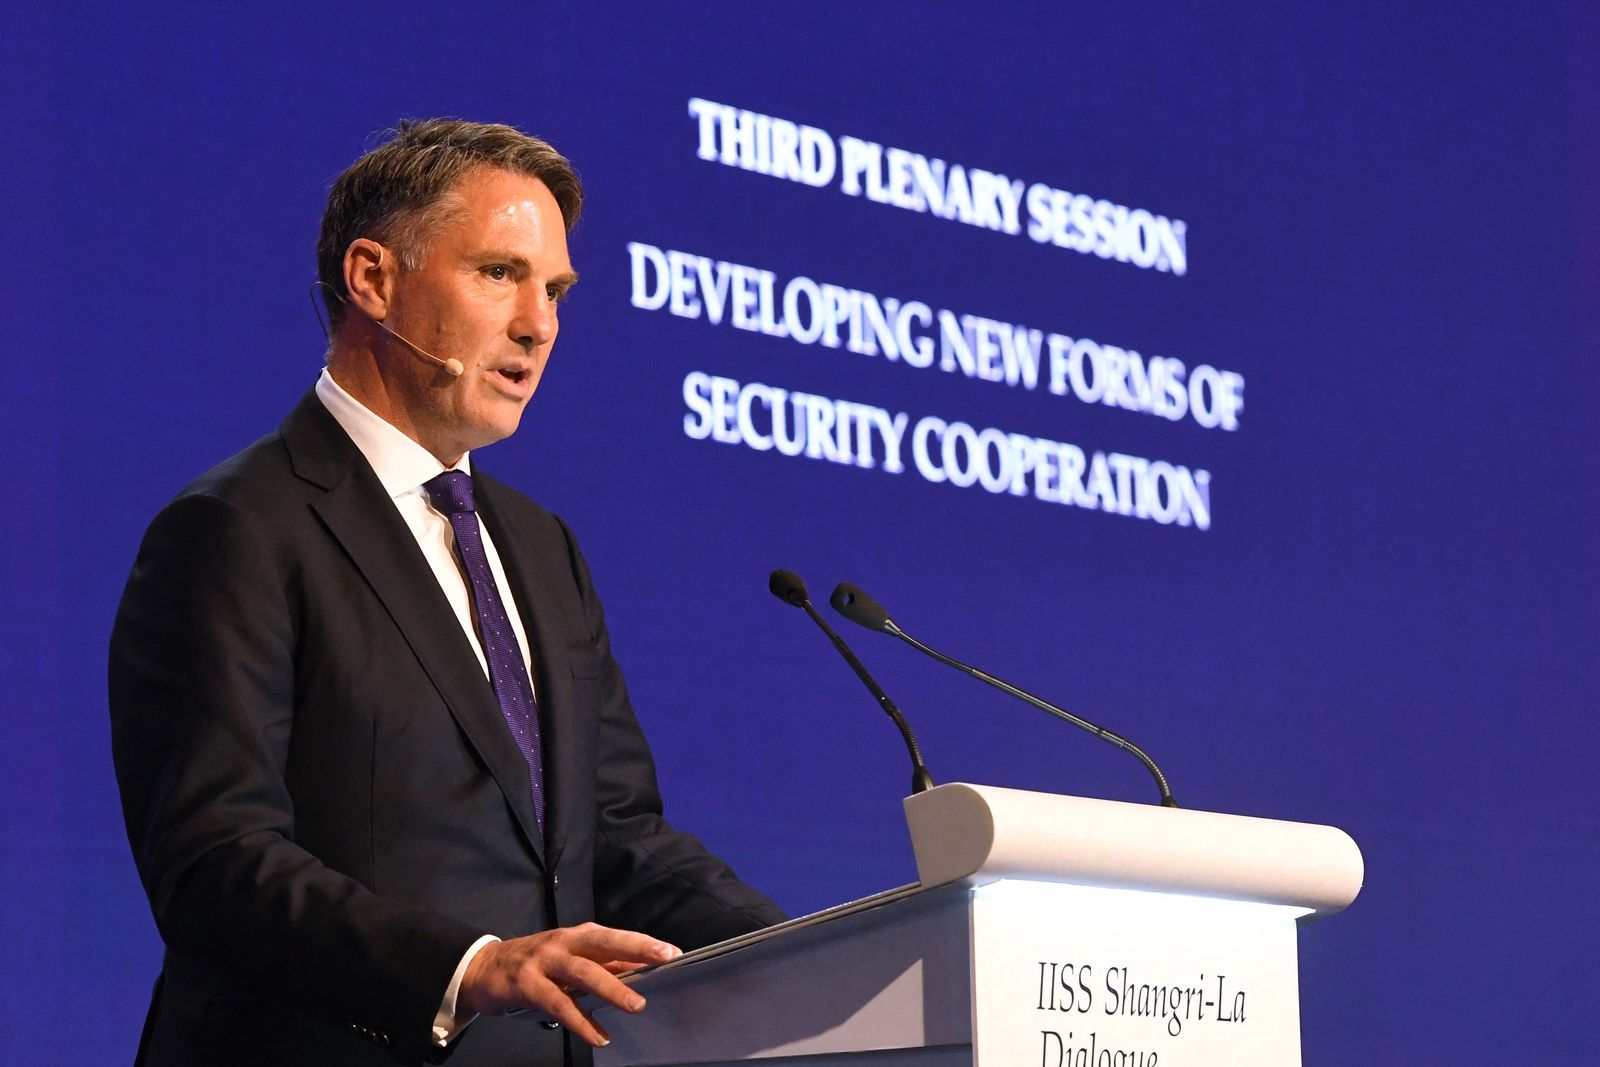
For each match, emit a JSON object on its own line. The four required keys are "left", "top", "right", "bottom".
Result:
{"left": 484, "top": 265, "right": 512, "bottom": 282}
{"left": 546, "top": 285, "right": 569, "bottom": 303}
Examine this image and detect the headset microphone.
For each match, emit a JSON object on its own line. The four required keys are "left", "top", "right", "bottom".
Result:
{"left": 308, "top": 263, "right": 466, "bottom": 377}
{"left": 369, "top": 317, "right": 465, "bottom": 377}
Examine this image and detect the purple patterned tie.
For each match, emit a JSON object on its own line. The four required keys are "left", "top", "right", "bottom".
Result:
{"left": 425, "top": 470, "right": 545, "bottom": 831}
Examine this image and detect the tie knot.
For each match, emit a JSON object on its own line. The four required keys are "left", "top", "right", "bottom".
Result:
{"left": 424, "top": 470, "right": 475, "bottom": 516}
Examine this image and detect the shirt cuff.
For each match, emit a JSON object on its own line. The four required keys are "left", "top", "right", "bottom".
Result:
{"left": 432, "top": 934, "right": 501, "bottom": 1047}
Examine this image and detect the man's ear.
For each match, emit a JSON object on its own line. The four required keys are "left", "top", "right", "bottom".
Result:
{"left": 342, "top": 239, "right": 392, "bottom": 322}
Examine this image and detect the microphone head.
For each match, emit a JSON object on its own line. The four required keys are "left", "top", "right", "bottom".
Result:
{"left": 768, "top": 569, "right": 810, "bottom": 607}
{"left": 443, "top": 357, "right": 465, "bottom": 377}
{"left": 830, "top": 583, "right": 891, "bottom": 632}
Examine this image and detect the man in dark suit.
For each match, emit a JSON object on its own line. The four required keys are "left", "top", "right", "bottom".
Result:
{"left": 109, "top": 119, "right": 784, "bottom": 1067}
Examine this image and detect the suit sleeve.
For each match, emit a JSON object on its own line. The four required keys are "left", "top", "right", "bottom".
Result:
{"left": 109, "top": 490, "right": 482, "bottom": 1065}
{"left": 555, "top": 522, "right": 788, "bottom": 946}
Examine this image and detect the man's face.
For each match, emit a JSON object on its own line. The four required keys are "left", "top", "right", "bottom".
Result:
{"left": 380, "top": 166, "right": 576, "bottom": 464}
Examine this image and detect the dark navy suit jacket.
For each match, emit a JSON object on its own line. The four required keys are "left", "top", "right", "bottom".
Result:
{"left": 110, "top": 390, "right": 782, "bottom": 1066}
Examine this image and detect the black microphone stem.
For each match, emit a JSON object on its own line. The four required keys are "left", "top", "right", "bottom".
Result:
{"left": 770, "top": 569, "right": 935, "bottom": 795}
{"left": 807, "top": 603, "right": 936, "bottom": 795}
{"left": 884, "top": 620, "right": 1177, "bottom": 808}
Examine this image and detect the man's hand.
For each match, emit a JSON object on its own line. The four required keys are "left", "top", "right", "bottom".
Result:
{"left": 458, "top": 923, "right": 682, "bottom": 1046}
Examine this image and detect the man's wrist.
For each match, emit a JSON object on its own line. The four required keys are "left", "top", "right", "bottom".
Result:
{"left": 432, "top": 934, "right": 501, "bottom": 1047}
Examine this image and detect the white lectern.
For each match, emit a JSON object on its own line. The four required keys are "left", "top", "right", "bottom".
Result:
{"left": 591, "top": 783, "right": 1363, "bottom": 1067}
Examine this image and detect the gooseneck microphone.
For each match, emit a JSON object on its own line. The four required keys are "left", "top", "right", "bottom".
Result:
{"left": 768, "top": 570, "right": 936, "bottom": 795}
{"left": 829, "top": 582, "right": 1178, "bottom": 808}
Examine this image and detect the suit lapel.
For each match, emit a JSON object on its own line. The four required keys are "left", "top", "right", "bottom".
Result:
{"left": 279, "top": 392, "right": 546, "bottom": 865}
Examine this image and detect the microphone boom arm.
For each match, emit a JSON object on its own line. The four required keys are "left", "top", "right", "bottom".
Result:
{"left": 884, "top": 619, "right": 1177, "bottom": 807}
{"left": 769, "top": 570, "right": 936, "bottom": 795}
{"left": 803, "top": 604, "right": 936, "bottom": 795}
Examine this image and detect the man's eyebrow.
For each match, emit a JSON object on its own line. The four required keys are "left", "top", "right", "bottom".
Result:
{"left": 475, "top": 250, "right": 579, "bottom": 287}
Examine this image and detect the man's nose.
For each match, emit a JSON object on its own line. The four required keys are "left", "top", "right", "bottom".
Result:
{"left": 510, "top": 286, "right": 558, "bottom": 348}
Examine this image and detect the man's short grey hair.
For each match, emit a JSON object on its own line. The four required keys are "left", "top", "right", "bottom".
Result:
{"left": 317, "top": 118, "right": 583, "bottom": 330}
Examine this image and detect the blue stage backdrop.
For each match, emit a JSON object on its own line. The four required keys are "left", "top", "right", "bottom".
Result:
{"left": 3, "top": 4, "right": 1597, "bottom": 1063}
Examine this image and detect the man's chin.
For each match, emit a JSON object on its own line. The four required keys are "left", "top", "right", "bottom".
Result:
{"left": 462, "top": 414, "right": 527, "bottom": 456}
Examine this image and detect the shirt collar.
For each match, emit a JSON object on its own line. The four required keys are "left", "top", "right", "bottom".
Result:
{"left": 314, "top": 367, "right": 471, "bottom": 497}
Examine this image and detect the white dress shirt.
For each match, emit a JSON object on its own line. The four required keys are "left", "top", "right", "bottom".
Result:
{"left": 314, "top": 368, "right": 522, "bottom": 1045}
{"left": 314, "top": 369, "right": 536, "bottom": 685}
